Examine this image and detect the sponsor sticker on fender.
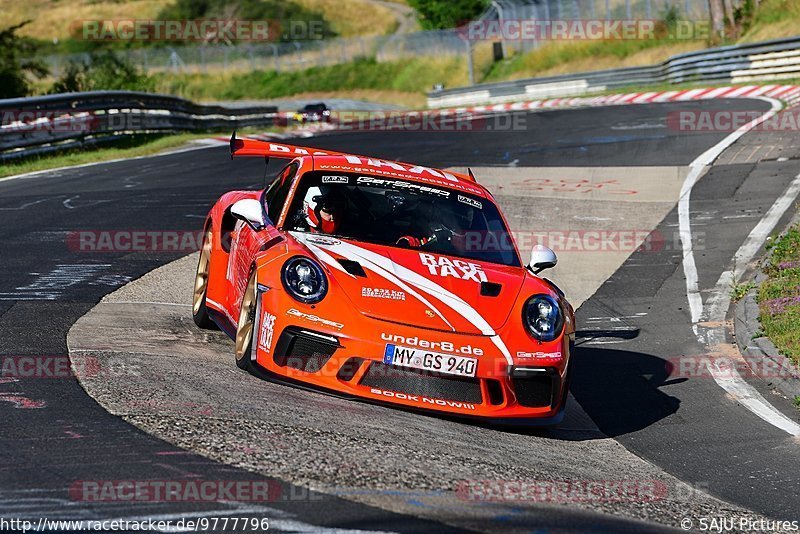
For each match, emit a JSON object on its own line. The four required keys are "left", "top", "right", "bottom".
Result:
{"left": 258, "top": 311, "right": 276, "bottom": 353}
{"left": 517, "top": 351, "right": 562, "bottom": 360}
{"left": 286, "top": 308, "right": 344, "bottom": 330}
{"left": 420, "top": 253, "right": 487, "bottom": 282}
{"left": 361, "top": 287, "right": 406, "bottom": 300}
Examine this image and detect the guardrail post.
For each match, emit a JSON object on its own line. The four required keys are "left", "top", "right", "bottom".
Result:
{"left": 271, "top": 44, "right": 280, "bottom": 72}
{"left": 466, "top": 39, "right": 475, "bottom": 86}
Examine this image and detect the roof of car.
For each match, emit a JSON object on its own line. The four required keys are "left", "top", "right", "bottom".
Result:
{"left": 311, "top": 155, "right": 488, "bottom": 197}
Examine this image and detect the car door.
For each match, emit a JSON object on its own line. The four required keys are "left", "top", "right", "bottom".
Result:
{"left": 228, "top": 162, "right": 298, "bottom": 313}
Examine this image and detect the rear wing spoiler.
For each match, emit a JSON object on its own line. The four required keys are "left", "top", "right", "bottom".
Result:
{"left": 228, "top": 131, "right": 477, "bottom": 183}
{"left": 229, "top": 130, "right": 351, "bottom": 160}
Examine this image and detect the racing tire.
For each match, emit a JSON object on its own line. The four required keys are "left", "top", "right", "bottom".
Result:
{"left": 234, "top": 270, "right": 258, "bottom": 371}
{"left": 193, "top": 227, "right": 217, "bottom": 330}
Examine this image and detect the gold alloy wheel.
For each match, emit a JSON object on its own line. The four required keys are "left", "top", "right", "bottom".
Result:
{"left": 193, "top": 229, "right": 212, "bottom": 315}
{"left": 235, "top": 271, "right": 257, "bottom": 364}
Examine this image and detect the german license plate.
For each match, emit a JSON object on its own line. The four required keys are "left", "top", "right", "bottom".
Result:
{"left": 383, "top": 344, "right": 477, "bottom": 377}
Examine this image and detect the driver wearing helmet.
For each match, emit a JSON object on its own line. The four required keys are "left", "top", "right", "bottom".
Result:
{"left": 301, "top": 186, "right": 346, "bottom": 234}
{"left": 397, "top": 204, "right": 472, "bottom": 251}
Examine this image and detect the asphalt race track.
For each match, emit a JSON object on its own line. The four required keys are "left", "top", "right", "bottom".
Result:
{"left": 1, "top": 99, "right": 799, "bottom": 531}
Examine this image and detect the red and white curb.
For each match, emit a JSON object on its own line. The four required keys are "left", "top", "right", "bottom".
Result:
{"left": 438, "top": 84, "right": 800, "bottom": 115}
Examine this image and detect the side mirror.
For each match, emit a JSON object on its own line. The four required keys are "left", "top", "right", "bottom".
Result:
{"left": 529, "top": 245, "right": 557, "bottom": 274}
{"left": 231, "top": 199, "right": 265, "bottom": 231}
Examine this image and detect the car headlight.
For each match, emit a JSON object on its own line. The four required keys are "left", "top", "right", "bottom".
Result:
{"left": 523, "top": 294, "right": 564, "bottom": 342}
{"left": 281, "top": 256, "right": 328, "bottom": 304}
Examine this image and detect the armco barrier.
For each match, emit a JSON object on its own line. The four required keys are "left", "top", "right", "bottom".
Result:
{"left": 0, "top": 91, "right": 278, "bottom": 161}
{"left": 429, "top": 36, "right": 800, "bottom": 108}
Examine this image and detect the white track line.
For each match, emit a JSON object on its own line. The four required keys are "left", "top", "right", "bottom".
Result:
{"left": 678, "top": 97, "right": 800, "bottom": 436}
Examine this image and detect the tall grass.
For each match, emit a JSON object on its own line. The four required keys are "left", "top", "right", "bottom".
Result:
{"left": 153, "top": 56, "right": 468, "bottom": 101}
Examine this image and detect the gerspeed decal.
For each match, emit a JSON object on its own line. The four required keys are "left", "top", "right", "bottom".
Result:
{"left": 356, "top": 176, "right": 451, "bottom": 198}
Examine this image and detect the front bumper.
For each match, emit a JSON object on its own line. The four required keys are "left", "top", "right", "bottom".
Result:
{"left": 252, "top": 295, "right": 572, "bottom": 422}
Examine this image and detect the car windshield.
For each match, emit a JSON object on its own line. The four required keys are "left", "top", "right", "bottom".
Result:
{"left": 285, "top": 171, "right": 521, "bottom": 267}
{"left": 302, "top": 104, "right": 326, "bottom": 111}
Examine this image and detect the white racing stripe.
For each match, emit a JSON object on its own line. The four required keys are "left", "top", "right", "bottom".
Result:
{"left": 678, "top": 97, "right": 800, "bottom": 436}
{"left": 291, "top": 232, "right": 455, "bottom": 331}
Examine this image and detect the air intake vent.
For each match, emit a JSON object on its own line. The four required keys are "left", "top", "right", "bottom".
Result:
{"left": 511, "top": 368, "right": 558, "bottom": 408}
{"left": 337, "top": 357, "right": 364, "bottom": 382}
{"left": 480, "top": 281, "right": 502, "bottom": 297}
{"left": 337, "top": 259, "right": 367, "bottom": 277}
{"left": 273, "top": 327, "right": 339, "bottom": 373}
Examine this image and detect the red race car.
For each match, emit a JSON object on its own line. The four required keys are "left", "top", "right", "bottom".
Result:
{"left": 192, "top": 132, "right": 575, "bottom": 425}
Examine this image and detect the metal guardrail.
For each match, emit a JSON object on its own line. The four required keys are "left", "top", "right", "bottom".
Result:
{"left": 0, "top": 91, "right": 278, "bottom": 161}
{"left": 428, "top": 36, "right": 800, "bottom": 108}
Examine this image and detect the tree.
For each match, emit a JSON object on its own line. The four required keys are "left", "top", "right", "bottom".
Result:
{"left": 51, "top": 52, "right": 153, "bottom": 93}
{"left": 407, "top": 0, "right": 490, "bottom": 30}
{"left": 0, "top": 21, "right": 48, "bottom": 98}
{"left": 708, "top": 0, "right": 726, "bottom": 35}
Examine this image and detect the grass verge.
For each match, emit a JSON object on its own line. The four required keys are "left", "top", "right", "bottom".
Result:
{"left": 0, "top": 133, "right": 215, "bottom": 179}
{"left": 756, "top": 224, "right": 800, "bottom": 367}
{"left": 152, "top": 56, "right": 471, "bottom": 102}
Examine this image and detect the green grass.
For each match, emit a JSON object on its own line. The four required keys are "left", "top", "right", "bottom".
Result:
{"left": 0, "top": 133, "right": 213, "bottom": 179}
{"left": 481, "top": 0, "right": 800, "bottom": 83}
{"left": 794, "top": 395, "right": 800, "bottom": 408}
{"left": 756, "top": 225, "right": 800, "bottom": 367}
{"left": 153, "top": 56, "right": 468, "bottom": 101}
{"left": 483, "top": 37, "right": 691, "bottom": 82}
{"left": 739, "top": 0, "right": 800, "bottom": 42}
{"left": 732, "top": 282, "right": 757, "bottom": 302}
